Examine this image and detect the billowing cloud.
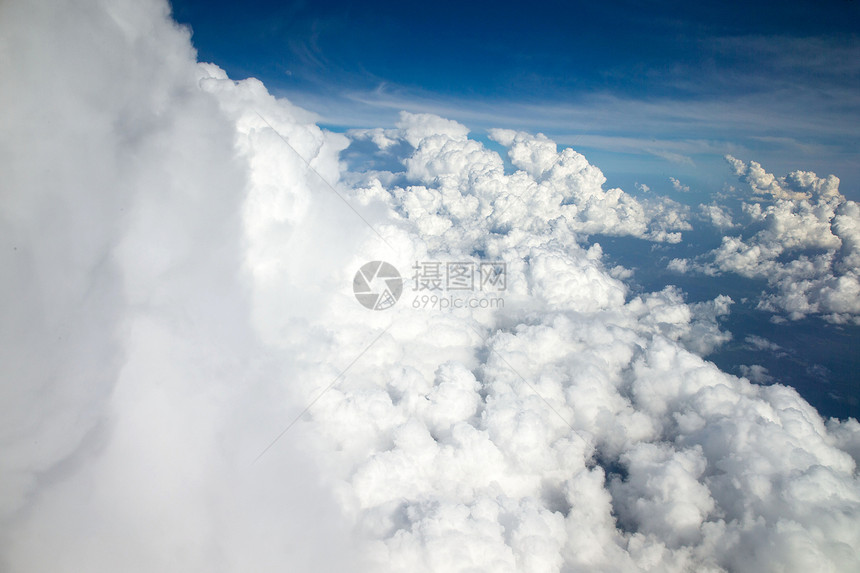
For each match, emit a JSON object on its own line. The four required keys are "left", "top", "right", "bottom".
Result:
{"left": 725, "top": 154, "right": 841, "bottom": 201}
{"left": 352, "top": 122, "right": 693, "bottom": 245}
{"left": 0, "top": 1, "right": 361, "bottom": 570}
{"left": 2, "top": 2, "right": 859, "bottom": 573}
{"left": 678, "top": 157, "right": 860, "bottom": 323}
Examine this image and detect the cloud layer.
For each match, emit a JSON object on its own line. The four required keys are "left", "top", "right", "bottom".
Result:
{"left": 673, "top": 157, "right": 860, "bottom": 323}
{"left": 1, "top": 1, "right": 858, "bottom": 572}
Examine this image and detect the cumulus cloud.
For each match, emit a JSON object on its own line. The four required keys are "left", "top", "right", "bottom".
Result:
{"left": 670, "top": 177, "right": 691, "bottom": 193}
{"left": 667, "top": 258, "right": 690, "bottom": 273}
{"left": 699, "top": 202, "right": 736, "bottom": 230}
{"left": 2, "top": 2, "right": 859, "bottom": 573}
{"left": 679, "top": 158, "right": 860, "bottom": 323}
{"left": 345, "top": 121, "right": 695, "bottom": 249}
{"left": 626, "top": 287, "right": 733, "bottom": 356}
{"left": 725, "top": 154, "right": 841, "bottom": 201}
{"left": 352, "top": 122, "right": 692, "bottom": 245}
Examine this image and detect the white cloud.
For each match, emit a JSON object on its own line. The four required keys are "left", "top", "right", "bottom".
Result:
{"left": 0, "top": 1, "right": 362, "bottom": 571}
{"left": 744, "top": 335, "right": 782, "bottom": 353}
{"left": 683, "top": 158, "right": 860, "bottom": 323}
{"left": 2, "top": 2, "right": 859, "bottom": 573}
{"left": 699, "top": 202, "right": 736, "bottom": 229}
{"left": 610, "top": 443, "right": 716, "bottom": 547}
{"left": 725, "top": 155, "right": 841, "bottom": 201}
{"left": 739, "top": 364, "right": 774, "bottom": 383}
{"left": 626, "top": 287, "right": 733, "bottom": 356}
{"left": 667, "top": 258, "right": 690, "bottom": 273}
{"left": 398, "top": 112, "right": 472, "bottom": 149}
{"left": 488, "top": 129, "right": 560, "bottom": 179}
{"left": 670, "top": 177, "right": 691, "bottom": 193}
{"left": 369, "top": 124, "right": 693, "bottom": 245}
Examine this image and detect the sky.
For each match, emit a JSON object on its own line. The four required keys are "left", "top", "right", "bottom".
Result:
{"left": 2, "top": 0, "right": 860, "bottom": 572}
{"left": 170, "top": 0, "right": 860, "bottom": 194}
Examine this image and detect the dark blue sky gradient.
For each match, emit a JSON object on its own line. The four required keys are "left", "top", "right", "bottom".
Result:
{"left": 171, "top": 0, "right": 858, "bottom": 97}
{"left": 169, "top": 0, "right": 860, "bottom": 194}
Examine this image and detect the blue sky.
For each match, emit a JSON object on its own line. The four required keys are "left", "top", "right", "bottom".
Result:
{"left": 171, "top": 0, "right": 860, "bottom": 195}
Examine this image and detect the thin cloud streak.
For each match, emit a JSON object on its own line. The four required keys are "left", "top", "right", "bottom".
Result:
{"left": 277, "top": 84, "right": 859, "bottom": 192}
